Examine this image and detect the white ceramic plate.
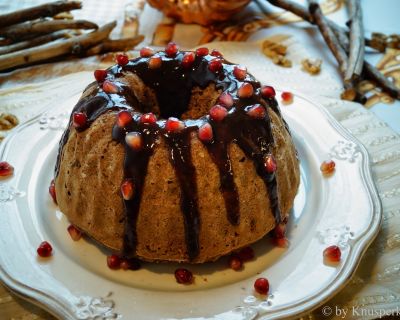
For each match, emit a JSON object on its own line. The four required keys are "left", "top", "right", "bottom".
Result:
{"left": 0, "top": 89, "right": 381, "bottom": 320}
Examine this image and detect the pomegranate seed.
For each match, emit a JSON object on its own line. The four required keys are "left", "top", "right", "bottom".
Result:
{"left": 121, "top": 179, "right": 135, "bottom": 200}
{"left": 120, "top": 258, "right": 141, "bottom": 270}
{"left": 0, "top": 161, "right": 14, "bottom": 177}
{"left": 261, "top": 86, "right": 276, "bottom": 98}
{"left": 273, "top": 223, "right": 286, "bottom": 239}
{"left": 218, "top": 92, "right": 234, "bottom": 108}
{"left": 37, "top": 241, "right": 52, "bottom": 258}
{"left": 165, "top": 117, "right": 185, "bottom": 133}
{"left": 181, "top": 52, "right": 195, "bottom": 68}
{"left": 281, "top": 91, "right": 293, "bottom": 104}
{"left": 208, "top": 58, "right": 222, "bottom": 73}
{"left": 107, "top": 254, "right": 121, "bottom": 270}
{"left": 323, "top": 245, "right": 341, "bottom": 263}
{"left": 148, "top": 55, "right": 162, "bottom": 69}
{"left": 198, "top": 122, "right": 213, "bottom": 142}
{"left": 116, "top": 110, "right": 132, "bottom": 127}
{"left": 116, "top": 53, "right": 129, "bottom": 66}
{"left": 233, "top": 65, "right": 247, "bottom": 80}
{"left": 102, "top": 80, "right": 119, "bottom": 94}
{"left": 209, "top": 105, "right": 228, "bottom": 122}
{"left": 125, "top": 132, "right": 143, "bottom": 151}
{"left": 229, "top": 255, "right": 243, "bottom": 271}
{"left": 264, "top": 154, "right": 277, "bottom": 174}
{"left": 272, "top": 237, "right": 290, "bottom": 248}
{"left": 320, "top": 159, "right": 336, "bottom": 175}
{"left": 175, "top": 268, "right": 193, "bottom": 284}
{"left": 237, "top": 246, "right": 254, "bottom": 262}
{"left": 247, "top": 104, "right": 266, "bottom": 119}
{"left": 254, "top": 277, "right": 269, "bottom": 295}
{"left": 72, "top": 112, "right": 87, "bottom": 128}
{"left": 195, "top": 47, "right": 209, "bottom": 57}
{"left": 210, "top": 49, "right": 223, "bottom": 57}
{"left": 140, "top": 46, "right": 154, "bottom": 57}
{"left": 139, "top": 112, "right": 157, "bottom": 125}
{"left": 165, "top": 42, "right": 179, "bottom": 57}
{"left": 238, "top": 83, "right": 254, "bottom": 98}
{"left": 49, "top": 179, "right": 57, "bottom": 204}
{"left": 67, "top": 225, "right": 82, "bottom": 241}
{"left": 94, "top": 69, "right": 107, "bottom": 82}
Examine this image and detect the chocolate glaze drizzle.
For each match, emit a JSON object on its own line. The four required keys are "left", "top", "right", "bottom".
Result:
{"left": 55, "top": 49, "right": 289, "bottom": 260}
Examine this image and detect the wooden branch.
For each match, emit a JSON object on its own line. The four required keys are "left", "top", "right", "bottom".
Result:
{"left": 364, "top": 61, "right": 400, "bottom": 99}
{"left": 345, "top": 0, "right": 364, "bottom": 82}
{"left": 0, "top": 20, "right": 98, "bottom": 41}
{"left": 0, "top": 21, "right": 117, "bottom": 72}
{"left": 0, "top": 30, "right": 70, "bottom": 55}
{"left": 307, "top": 0, "right": 348, "bottom": 77}
{"left": 0, "top": 1, "right": 82, "bottom": 28}
{"left": 85, "top": 35, "right": 145, "bottom": 56}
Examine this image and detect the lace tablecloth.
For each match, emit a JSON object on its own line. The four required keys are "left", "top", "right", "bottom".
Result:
{"left": 0, "top": 1, "right": 399, "bottom": 320}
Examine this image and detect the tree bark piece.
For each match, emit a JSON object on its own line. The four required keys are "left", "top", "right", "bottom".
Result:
{"left": 364, "top": 61, "right": 400, "bottom": 100}
{"left": 0, "top": 21, "right": 116, "bottom": 72}
{"left": 345, "top": 0, "right": 364, "bottom": 82}
{"left": 0, "top": 20, "right": 98, "bottom": 41}
{"left": 0, "top": 0, "right": 82, "bottom": 28}
{"left": 85, "top": 35, "right": 145, "bottom": 56}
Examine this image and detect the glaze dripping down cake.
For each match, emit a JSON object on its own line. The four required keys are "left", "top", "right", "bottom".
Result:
{"left": 54, "top": 44, "right": 300, "bottom": 263}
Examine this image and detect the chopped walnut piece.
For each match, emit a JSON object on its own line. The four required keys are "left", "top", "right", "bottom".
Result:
{"left": 301, "top": 58, "right": 322, "bottom": 75}
{"left": 262, "top": 39, "right": 292, "bottom": 68}
{"left": 0, "top": 113, "right": 19, "bottom": 130}
{"left": 272, "top": 54, "right": 292, "bottom": 67}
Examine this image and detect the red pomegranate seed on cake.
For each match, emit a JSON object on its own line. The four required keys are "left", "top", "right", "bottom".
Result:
{"left": 195, "top": 47, "right": 209, "bottom": 57}
{"left": 261, "top": 85, "right": 276, "bottom": 98}
{"left": 233, "top": 65, "right": 247, "bottom": 80}
{"left": 254, "top": 277, "right": 269, "bottom": 295}
{"left": 238, "top": 246, "right": 255, "bottom": 262}
{"left": 208, "top": 58, "right": 222, "bottom": 73}
{"left": 72, "top": 112, "right": 87, "bottom": 128}
{"left": 247, "top": 104, "right": 266, "bottom": 119}
{"left": 140, "top": 46, "right": 154, "bottom": 57}
{"left": 116, "top": 110, "right": 132, "bottom": 127}
{"left": 0, "top": 161, "right": 14, "bottom": 177}
{"left": 218, "top": 92, "right": 234, "bottom": 108}
{"left": 238, "top": 83, "right": 254, "bottom": 98}
{"left": 273, "top": 237, "right": 290, "bottom": 248}
{"left": 67, "top": 225, "right": 82, "bottom": 241}
{"left": 148, "top": 55, "right": 162, "bottom": 69}
{"left": 121, "top": 179, "right": 135, "bottom": 200}
{"left": 125, "top": 132, "right": 143, "bottom": 151}
{"left": 49, "top": 179, "right": 57, "bottom": 204}
{"left": 229, "top": 255, "right": 243, "bottom": 271}
{"left": 209, "top": 105, "right": 228, "bottom": 122}
{"left": 273, "top": 223, "right": 286, "bottom": 239}
{"left": 181, "top": 52, "right": 195, "bottom": 68}
{"left": 165, "top": 42, "right": 179, "bottom": 57}
{"left": 175, "top": 268, "right": 193, "bottom": 284}
{"left": 107, "top": 254, "right": 121, "bottom": 270}
{"left": 139, "top": 112, "right": 157, "bottom": 125}
{"left": 281, "top": 91, "right": 293, "bottom": 104}
{"left": 116, "top": 53, "right": 129, "bottom": 66}
{"left": 323, "top": 245, "right": 341, "bottom": 263}
{"left": 198, "top": 122, "right": 213, "bottom": 142}
{"left": 264, "top": 154, "right": 277, "bottom": 174}
{"left": 102, "top": 80, "right": 119, "bottom": 94}
{"left": 120, "top": 258, "right": 141, "bottom": 270}
{"left": 210, "top": 49, "right": 223, "bottom": 57}
{"left": 165, "top": 117, "right": 185, "bottom": 133}
{"left": 320, "top": 159, "right": 336, "bottom": 175}
{"left": 37, "top": 241, "right": 53, "bottom": 258}
{"left": 94, "top": 69, "right": 107, "bottom": 82}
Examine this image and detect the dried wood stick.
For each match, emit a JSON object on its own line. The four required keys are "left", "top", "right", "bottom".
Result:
{"left": 0, "top": 30, "right": 70, "bottom": 55}
{"left": 364, "top": 61, "right": 400, "bottom": 99}
{"left": 345, "top": 0, "right": 364, "bottom": 82}
{"left": 307, "top": 0, "right": 348, "bottom": 77}
{"left": 0, "top": 21, "right": 116, "bottom": 72}
{"left": 0, "top": 20, "right": 98, "bottom": 41}
{"left": 85, "top": 35, "right": 145, "bottom": 56}
{"left": 0, "top": 1, "right": 82, "bottom": 28}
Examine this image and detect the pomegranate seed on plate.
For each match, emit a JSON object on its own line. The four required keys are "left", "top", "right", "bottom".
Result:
{"left": 0, "top": 161, "right": 14, "bottom": 177}
{"left": 37, "top": 241, "right": 53, "bottom": 258}
{"left": 254, "top": 277, "right": 269, "bottom": 295}
{"left": 175, "top": 268, "right": 193, "bottom": 284}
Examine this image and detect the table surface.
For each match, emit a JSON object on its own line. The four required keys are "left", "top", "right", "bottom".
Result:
{"left": 0, "top": 0, "right": 399, "bottom": 319}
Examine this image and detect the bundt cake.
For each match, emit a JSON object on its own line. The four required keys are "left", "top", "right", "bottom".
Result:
{"left": 54, "top": 43, "right": 300, "bottom": 263}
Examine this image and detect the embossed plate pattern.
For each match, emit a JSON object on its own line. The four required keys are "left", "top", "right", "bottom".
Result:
{"left": 0, "top": 89, "right": 381, "bottom": 320}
